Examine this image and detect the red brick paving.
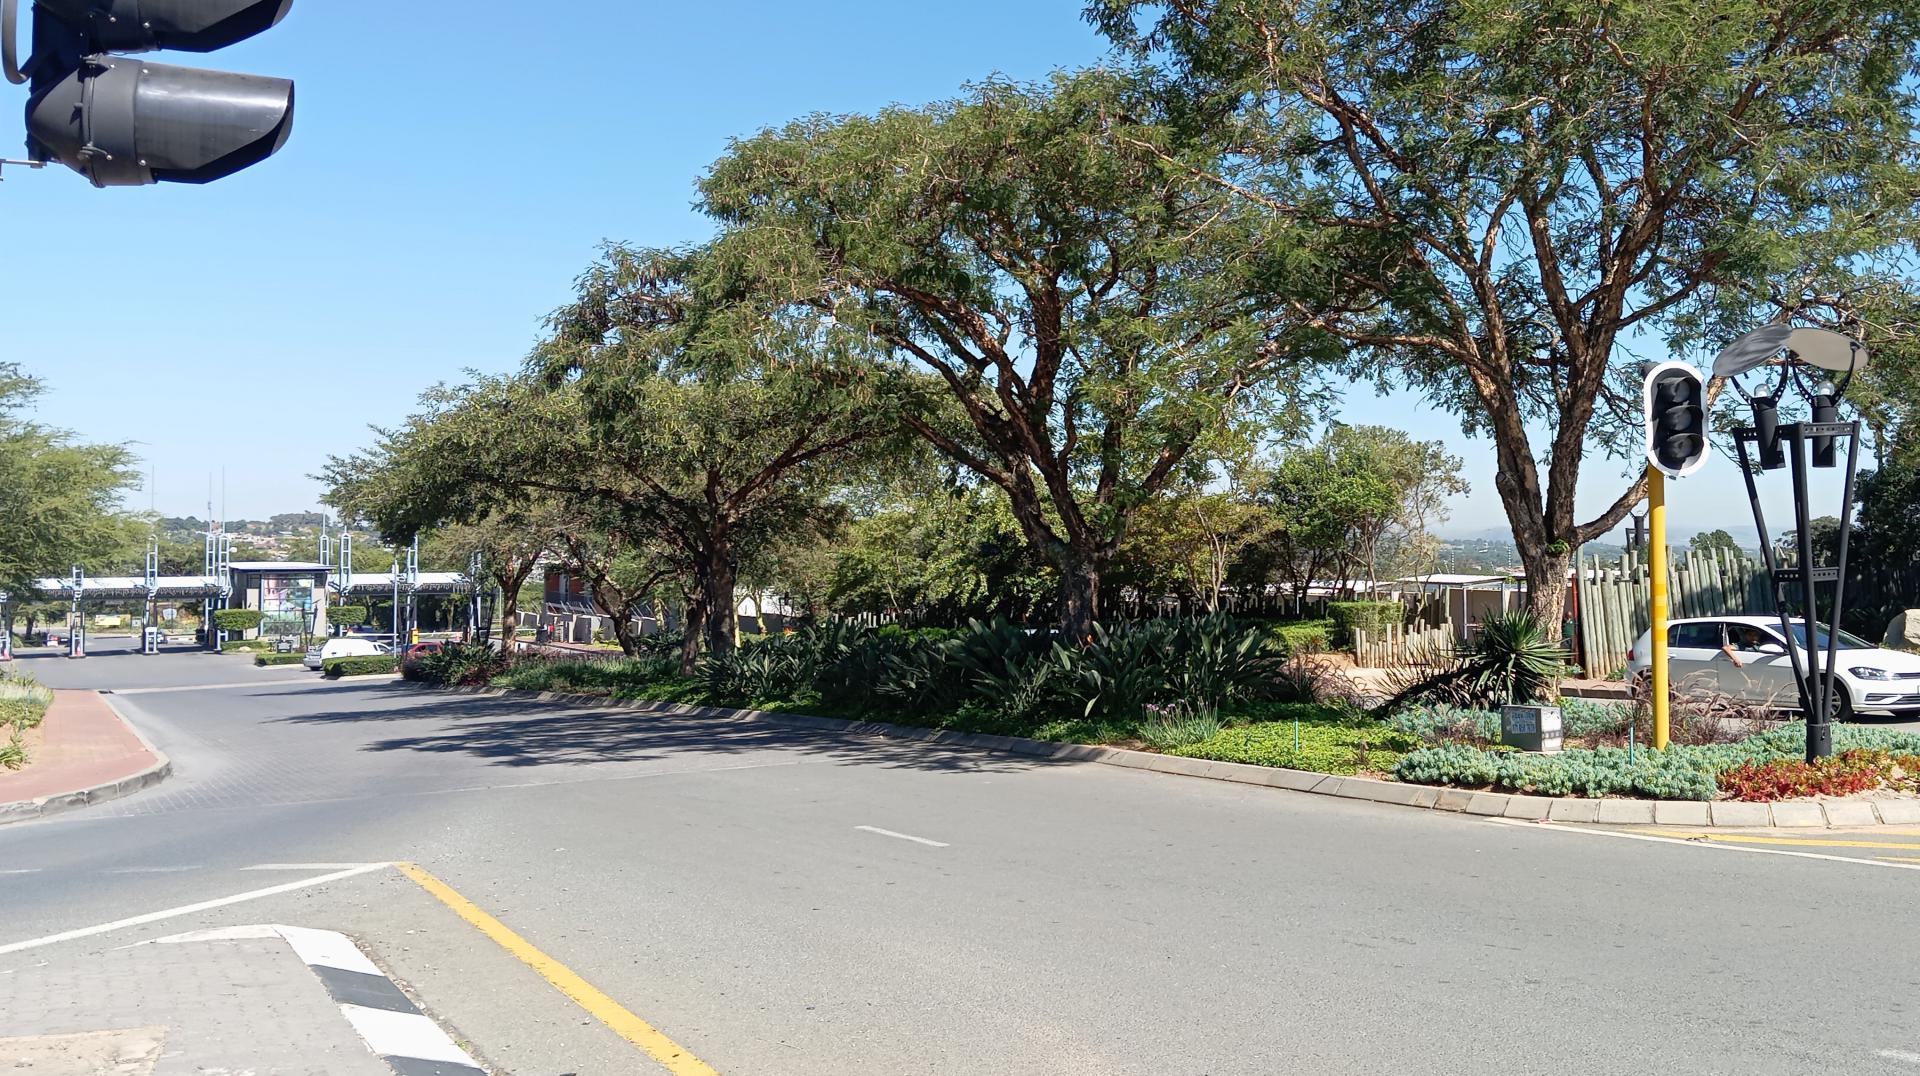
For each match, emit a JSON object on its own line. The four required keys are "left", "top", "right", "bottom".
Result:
{"left": 0, "top": 690, "right": 158, "bottom": 803}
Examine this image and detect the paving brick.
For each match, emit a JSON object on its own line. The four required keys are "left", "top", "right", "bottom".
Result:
{"left": 0, "top": 937, "right": 390, "bottom": 1075}
{"left": 1595, "top": 799, "right": 1656, "bottom": 825}
{"left": 1873, "top": 800, "right": 1920, "bottom": 824}
{"left": 1652, "top": 801, "right": 1711, "bottom": 827}
{"left": 1769, "top": 801, "right": 1825, "bottom": 828}
{"left": 1821, "top": 801, "right": 1880, "bottom": 828}
{"left": 1707, "top": 801, "right": 1772, "bottom": 828}
{"left": 1547, "top": 799, "right": 1599, "bottom": 823}
{"left": 1502, "top": 795, "right": 1551, "bottom": 821}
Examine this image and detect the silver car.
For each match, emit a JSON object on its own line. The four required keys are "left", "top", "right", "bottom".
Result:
{"left": 1629, "top": 615, "right": 1920, "bottom": 720}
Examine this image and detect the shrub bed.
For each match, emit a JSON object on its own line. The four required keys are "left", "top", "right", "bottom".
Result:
{"left": 0, "top": 673, "right": 53, "bottom": 771}
{"left": 1719, "top": 750, "right": 1920, "bottom": 801}
{"left": 323, "top": 655, "right": 400, "bottom": 677}
{"left": 1395, "top": 723, "right": 1920, "bottom": 801}
{"left": 254, "top": 653, "right": 306, "bottom": 666}
{"left": 1168, "top": 704, "right": 1422, "bottom": 775}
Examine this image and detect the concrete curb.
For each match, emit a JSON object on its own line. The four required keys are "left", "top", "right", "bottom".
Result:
{"left": 428, "top": 683, "right": 1915, "bottom": 831}
{"left": 0, "top": 693, "right": 172, "bottom": 826}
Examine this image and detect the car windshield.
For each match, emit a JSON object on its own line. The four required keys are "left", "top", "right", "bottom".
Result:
{"left": 1784, "top": 622, "right": 1873, "bottom": 651}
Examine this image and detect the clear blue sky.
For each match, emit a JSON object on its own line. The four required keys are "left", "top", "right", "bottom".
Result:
{"left": 6, "top": 0, "right": 1841, "bottom": 546}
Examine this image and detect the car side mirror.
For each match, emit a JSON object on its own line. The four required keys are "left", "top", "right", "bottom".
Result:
{"left": 1757, "top": 642, "right": 1785, "bottom": 655}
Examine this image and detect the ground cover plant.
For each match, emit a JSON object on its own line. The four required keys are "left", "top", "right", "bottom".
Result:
{"left": 0, "top": 671, "right": 53, "bottom": 770}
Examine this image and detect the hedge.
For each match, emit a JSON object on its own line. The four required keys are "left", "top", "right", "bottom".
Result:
{"left": 1326, "top": 601, "right": 1402, "bottom": 647}
{"left": 329, "top": 605, "right": 369, "bottom": 628}
{"left": 254, "top": 653, "right": 306, "bottom": 666}
{"left": 221, "top": 638, "right": 278, "bottom": 653}
{"left": 323, "top": 654, "right": 399, "bottom": 677}
{"left": 212, "top": 609, "right": 265, "bottom": 633}
{"left": 1268, "top": 619, "right": 1332, "bottom": 653}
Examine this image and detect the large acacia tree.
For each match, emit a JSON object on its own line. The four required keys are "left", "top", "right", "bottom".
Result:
{"left": 1091, "top": 0, "right": 1920, "bottom": 627}
{"left": 0, "top": 365, "right": 139, "bottom": 605}
{"left": 702, "top": 70, "right": 1332, "bottom": 638}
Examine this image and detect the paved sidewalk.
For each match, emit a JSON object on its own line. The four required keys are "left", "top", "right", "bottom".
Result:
{"left": 0, "top": 935, "right": 392, "bottom": 1075}
{"left": 0, "top": 691, "right": 159, "bottom": 805}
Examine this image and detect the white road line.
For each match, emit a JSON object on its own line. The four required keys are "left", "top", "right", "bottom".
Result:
{"left": 1483, "top": 818, "right": 1920, "bottom": 871}
{"left": 112, "top": 676, "right": 316, "bottom": 695}
{"left": 1879, "top": 1049, "right": 1920, "bottom": 1065}
{"left": 106, "top": 866, "right": 204, "bottom": 874}
{"left": 0, "top": 862, "right": 392, "bottom": 957}
{"left": 855, "top": 825, "right": 949, "bottom": 848}
{"left": 242, "top": 863, "right": 385, "bottom": 871}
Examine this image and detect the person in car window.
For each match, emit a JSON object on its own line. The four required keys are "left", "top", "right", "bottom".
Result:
{"left": 1722, "top": 626, "right": 1772, "bottom": 668}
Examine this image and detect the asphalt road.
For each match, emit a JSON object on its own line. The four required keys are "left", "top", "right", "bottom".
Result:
{"left": 5, "top": 638, "right": 1920, "bottom": 1075}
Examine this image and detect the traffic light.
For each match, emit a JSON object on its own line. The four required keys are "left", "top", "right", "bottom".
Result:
{"left": 19, "top": 1, "right": 294, "bottom": 186}
{"left": 1643, "top": 361, "right": 1708, "bottom": 478}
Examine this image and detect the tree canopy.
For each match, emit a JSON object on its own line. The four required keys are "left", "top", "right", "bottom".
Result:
{"left": 1090, "top": 0, "right": 1920, "bottom": 626}
{"left": 702, "top": 70, "right": 1335, "bottom": 636}
{"left": 0, "top": 365, "right": 140, "bottom": 600}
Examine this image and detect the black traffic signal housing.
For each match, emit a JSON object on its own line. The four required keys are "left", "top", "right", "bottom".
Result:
{"left": 1644, "top": 362, "right": 1709, "bottom": 478}
{"left": 22, "top": 1, "right": 294, "bottom": 186}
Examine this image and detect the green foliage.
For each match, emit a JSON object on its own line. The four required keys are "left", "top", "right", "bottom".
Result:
{"left": 212, "top": 609, "right": 265, "bottom": 633}
{"left": 1092, "top": 0, "right": 1920, "bottom": 628}
{"left": 1326, "top": 602, "right": 1402, "bottom": 647}
{"left": 0, "top": 364, "right": 142, "bottom": 596}
{"left": 1170, "top": 707, "right": 1422, "bottom": 775}
{"left": 1135, "top": 702, "right": 1225, "bottom": 750}
{"left": 253, "top": 653, "right": 306, "bottom": 666}
{"left": 1388, "top": 611, "right": 1566, "bottom": 709}
{"left": 1558, "top": 697, "right": 1632, "bottom": 738}
{"left": 1267, "top": 620, "right": 1332, "bottom": 653}
{"left": 1688, "top": 530, "right": 1743, "bottom": 557}
{"left": 1397, "top": 722, "right": 1920, "bottom": 800}
{"left": 702, "top": 70, "right": 1333, "bottom": 632}
{"left": 328, "top": 605, "right": 369, "bottom": 628}
{"left": 405, "top": 643, "right": 510, "bottom": 686}
{"left": 323, "top": 655, "right": 399, "bottom": 677}
{"left": 221, "top": 638, "right": 278, "bottom": 653}
{"left": 1386, "top": 704, "right": 1502, "bottom": 745}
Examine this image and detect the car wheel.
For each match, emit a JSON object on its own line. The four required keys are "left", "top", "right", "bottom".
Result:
{"left": 1833, "top": 686, "right": 1855, "bottom": 724}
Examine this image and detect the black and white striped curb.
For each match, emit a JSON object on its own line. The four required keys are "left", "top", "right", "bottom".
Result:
{"left": 152, "top": 924, "right": 485, "bottom": 1076}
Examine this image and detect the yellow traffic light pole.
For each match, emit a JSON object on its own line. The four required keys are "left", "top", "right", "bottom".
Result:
{"left": 1647, "top": 465, "right": 1671, "bottom": 750}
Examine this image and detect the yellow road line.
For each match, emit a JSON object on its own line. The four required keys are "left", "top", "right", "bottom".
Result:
{"left": 1654, "top": 831, "right": 1920, "bottom": 850}
{"left": 397, "top": 862, "right": 720, "bottom": 1075}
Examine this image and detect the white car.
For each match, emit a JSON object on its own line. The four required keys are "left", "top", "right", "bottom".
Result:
{"left": 303, "top": 636, "right": 387, "bottom": 671}
{"left": 1629, "top": 615, "right": 1920, "bottom": 720}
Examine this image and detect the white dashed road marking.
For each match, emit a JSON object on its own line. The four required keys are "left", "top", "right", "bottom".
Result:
{"left": 855, "top": 825, "right": 949, "bottom": 847}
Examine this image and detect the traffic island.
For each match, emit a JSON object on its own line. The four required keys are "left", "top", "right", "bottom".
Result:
{"left": 0, "top": 690, "right": 170, "bottom": 825}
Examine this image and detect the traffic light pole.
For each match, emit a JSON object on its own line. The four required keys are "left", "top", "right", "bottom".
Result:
{"left": 1647, "top": 465, "right": 1670, "bottom": 751}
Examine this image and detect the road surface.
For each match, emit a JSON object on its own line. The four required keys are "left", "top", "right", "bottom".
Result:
{"left": 3, "top": 637, "right": 1918, "bottom": 1075}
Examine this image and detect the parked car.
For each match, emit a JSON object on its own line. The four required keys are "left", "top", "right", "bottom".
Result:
{"left": 1628, "top": 615, "right": 1920, "bottom": 720}
{"left": 304, "top": 636, "right": 387, "bottom": 671}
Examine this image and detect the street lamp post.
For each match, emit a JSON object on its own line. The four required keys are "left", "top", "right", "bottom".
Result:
{"left": 1717, "top": 326, "right": 1869, "bottom": 762}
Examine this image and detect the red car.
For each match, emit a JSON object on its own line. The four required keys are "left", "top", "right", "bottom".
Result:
{"left": 404, "top": 641, "right": 447, "bottom": 661}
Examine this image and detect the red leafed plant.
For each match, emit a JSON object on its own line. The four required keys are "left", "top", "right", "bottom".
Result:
{"left": 1718, "top": 750, "right": 1892, "bottom": 802}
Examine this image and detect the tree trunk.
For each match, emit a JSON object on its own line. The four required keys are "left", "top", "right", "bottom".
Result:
{"left": 703, "top": 547, "right": 738, "bottom": 660}
{"left": 1059, "top": 557, "right": 1101, "bottom": 643}
{"left": 678, "top": 588, "right": 708, "bottom": 675}
{"left": 1522, "top": 545, "right": 1574, "bottom": 642}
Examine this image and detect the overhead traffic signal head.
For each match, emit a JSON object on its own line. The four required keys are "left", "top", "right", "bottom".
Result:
{"left": 21, "top": 0, "right": 294, "bottom": 187}
{"left": 1644, "top": 362, "right": 1709, "bottom": 479}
